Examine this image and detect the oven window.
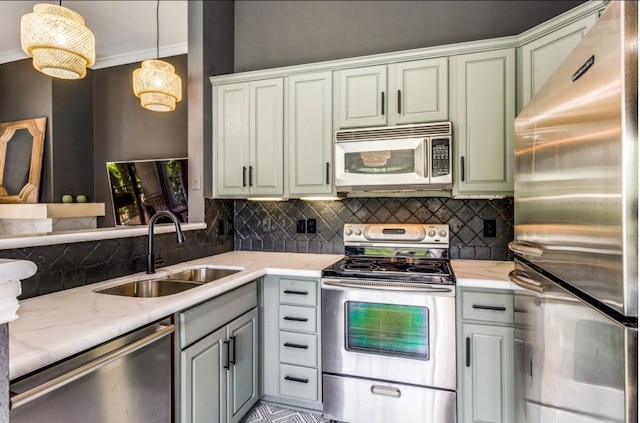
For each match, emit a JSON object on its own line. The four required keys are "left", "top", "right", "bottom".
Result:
{"left": 345, "top": 301, "right": 429, "bottom": 360}
{"left": 345, "top": 150, "right": 415, "bottom": 174}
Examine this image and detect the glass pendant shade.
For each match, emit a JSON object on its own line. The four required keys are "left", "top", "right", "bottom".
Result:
{"left": 20, "top": 4, "right": 95, "bottom": 80}
{"left": 133, "top": 59, "right": 182, "bottom": 112}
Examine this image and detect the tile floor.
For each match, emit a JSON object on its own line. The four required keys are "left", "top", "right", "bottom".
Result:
{"left": 242, "top": 401, "right": 331, "bottom": 423}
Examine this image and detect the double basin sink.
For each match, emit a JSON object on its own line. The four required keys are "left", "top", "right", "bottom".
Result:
{"left": 96, "top": 267, "right": 241, "bottom": 298}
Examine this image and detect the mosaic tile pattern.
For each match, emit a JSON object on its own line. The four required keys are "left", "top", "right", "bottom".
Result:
{"left": 242, "top": 402, "right": 330, "bottom": 423}
{"left": 4, "top": 199, "right": 234, "bottom": 299}
{"left": 234, "top": 197, "right": 514, "bottom": 260}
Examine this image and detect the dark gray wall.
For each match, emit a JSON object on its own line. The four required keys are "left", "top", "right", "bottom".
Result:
{"left": 93, "top": 55, "right": 188, "bottom": 227}
{"left": 0, "top": 60, "right": 53, "bottom": 202}
{"left": 51, "top": 75, "right": 94, "bottom": 201}
{"left": 234, "top": 0, "right": 586, "bottom": 72}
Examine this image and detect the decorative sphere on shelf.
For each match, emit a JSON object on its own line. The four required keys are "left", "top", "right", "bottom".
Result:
{"left": 76, "top": 194, "right": 87, "bottom": 203}
{"left": 62, "top": 194, "right": 73, "bottom": 203}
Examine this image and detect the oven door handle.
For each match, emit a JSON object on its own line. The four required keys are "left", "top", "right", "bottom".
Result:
{"left": 322, "top": 279, "right": 454, "bottom": 294}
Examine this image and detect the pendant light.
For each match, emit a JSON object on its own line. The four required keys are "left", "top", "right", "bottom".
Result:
{"left": 20, "top": 2, "right": 95, "bottom": 80}
{"left": 132, "top": 0, "right": 182, "bottom": 112}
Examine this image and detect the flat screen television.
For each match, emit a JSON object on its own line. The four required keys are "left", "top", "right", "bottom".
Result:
{"left": 106, "top": 158, "right": 188, "bottom": 226}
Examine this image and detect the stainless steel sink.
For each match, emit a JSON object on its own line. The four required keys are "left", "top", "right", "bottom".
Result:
{"left": 96, "top": 279, "right": 202, "bottom": 298}
{"left": 167, "top": 267, "right": 240, "bottom": 283}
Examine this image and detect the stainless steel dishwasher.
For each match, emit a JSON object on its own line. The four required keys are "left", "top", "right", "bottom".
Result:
{"left": 10, "top": 319, "right": 174, "bottom": 423}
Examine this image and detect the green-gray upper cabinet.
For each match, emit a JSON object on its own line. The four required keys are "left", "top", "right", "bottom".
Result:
{"left": 214, "top": 78, "right": 284, "bottom": 197}
{"left": 286, "top": 72, "right": 335, "bottom": 196}
{"left": 518, "top": 13, "right": 598, "bottom": 112}
{"left": 334, "top": 58, "right": 448, "bottom": 130}
{"left": 450, "top": 48, "right": 516, "bottom": 197}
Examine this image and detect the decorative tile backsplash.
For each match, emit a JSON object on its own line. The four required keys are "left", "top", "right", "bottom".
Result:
{"left": 234, "top": 197, "right": 514, "bottom": 260}
{"left": 4, "top": 199, "right": 234, "bottom": 299}
{"left": 3, "top": 196, "right": 513, "bottom": 300}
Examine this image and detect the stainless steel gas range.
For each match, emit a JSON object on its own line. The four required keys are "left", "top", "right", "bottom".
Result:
{"left": 321, "top": 223, "right": 457, "bottom": 423}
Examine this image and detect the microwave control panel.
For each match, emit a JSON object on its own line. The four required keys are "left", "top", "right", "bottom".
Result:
{"left": 431, "top": 137, "right": 451, "bottom": 178}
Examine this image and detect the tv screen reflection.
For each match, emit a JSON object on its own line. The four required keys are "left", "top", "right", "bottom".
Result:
{"left": 106, "top": 158, "right": 188, "bottom": 226}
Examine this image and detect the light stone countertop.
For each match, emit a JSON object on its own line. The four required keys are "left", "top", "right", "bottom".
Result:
{"left": 9, "top": 251, "right": 342, "bottom": 380}
{"left": 8, "top": 252, "right": 515, "bottom": 380}
{"left": 451, "top": 260, "right": 517, "bottom": 290}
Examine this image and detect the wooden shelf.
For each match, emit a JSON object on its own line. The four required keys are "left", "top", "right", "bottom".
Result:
{"left": 0, "top": 203, "right": 105, "bottom": 219}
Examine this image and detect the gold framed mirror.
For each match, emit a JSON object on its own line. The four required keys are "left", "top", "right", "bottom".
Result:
{"left": 0, "top": 117, "right": 46, "bottom": 203}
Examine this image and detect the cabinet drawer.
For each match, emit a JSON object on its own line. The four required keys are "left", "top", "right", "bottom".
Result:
{"left": 278, "top": 305, "right": 317, "bottom": 333}
{"left": 279, "top": 364, "right": 319, "bottom": 401}
{"left": 279, "top": 331, "right": 317, "bottom": 367}
{"left": 279, "top": 278, "right": 317, "bottom": 306}
{"left": 179, "top": 282, "right": 257, "bottom": 348}
{"left": 461, "top": 291, "right": 513, "bottom": 324}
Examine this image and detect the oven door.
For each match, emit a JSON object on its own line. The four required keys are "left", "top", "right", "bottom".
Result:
{"left": 321, "top": 279, "right": 456, "bottom": 390}
{"left": 334, "top": 137, "right": 431, "bottom": 191}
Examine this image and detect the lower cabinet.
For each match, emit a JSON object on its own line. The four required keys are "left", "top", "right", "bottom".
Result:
{"left": 178, "top": 282, "right": 259, "bottom": 423}
{"left": 260, "top": 275, "right": 323, "bottom": 411}
{"left": 457, "top": 288, "right": 515, "bottom": 423}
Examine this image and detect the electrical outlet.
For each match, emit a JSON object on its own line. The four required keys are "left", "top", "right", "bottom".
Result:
{"left": 296, "top": 219, "right": 306, "bottom": 234}
{"left": 217, "top": 219, "right": 225, "bottom": 235}
{"left": 483, "top": 219, "right": 497, "bottom": 237}
{"left": 306, "top": 218, "right": 317, "bottom": 234}
{"left": 262, "top": 218, "right": 271, "bottom": 232}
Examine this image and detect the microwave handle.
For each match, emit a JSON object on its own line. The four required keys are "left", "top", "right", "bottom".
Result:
{"left": 424, "top": 138, "right": 430, "bottom": 180}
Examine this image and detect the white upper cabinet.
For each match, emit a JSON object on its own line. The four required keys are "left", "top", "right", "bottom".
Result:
{"left": 286, "top": 72, "right": 335, "bottom": 196}
{"left": 389, "top": 58, "right": 449, "bottom": 125}
{"left": 335, "top": 65, "right": 387, "bottom": 129}
{"left": 518, "top": 12, "right": 598, "bottom": 111}
{"left": 450, "top": 48, "right": 516, "bottom": 197}
{"left": 334, "top": 58, "right": 448, "bottom": 130}
{"left": 214, "top": 78, "right": 284, "bottom": 197}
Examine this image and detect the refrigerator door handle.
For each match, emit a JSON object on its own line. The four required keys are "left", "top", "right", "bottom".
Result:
{"left": 508, "top": 240, "right": 544, "bottom": 257}
{"left": 508, "top": 269, "right": 546, "bottom": 294}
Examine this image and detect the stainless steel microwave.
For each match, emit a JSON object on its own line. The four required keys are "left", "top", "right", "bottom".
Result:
{"left": 334, "top": 122, "right": 453, "bottom": 192}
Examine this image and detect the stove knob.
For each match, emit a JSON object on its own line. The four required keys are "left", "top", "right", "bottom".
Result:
{"left": 428, "top": 229, "right": 436, "bottom": 237}
{"left": 439, "top": 229, "right": 447, "bottom": 238}
{"left": 354, "top": 228, "right": 362, "bottom": 236}
{"left": 345, "top": 228, "right": 353, "bottom": 236}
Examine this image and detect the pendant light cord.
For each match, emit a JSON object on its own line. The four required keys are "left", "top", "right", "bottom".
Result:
{"left": 156, "top": 0, "right": 160, "bottom": 59}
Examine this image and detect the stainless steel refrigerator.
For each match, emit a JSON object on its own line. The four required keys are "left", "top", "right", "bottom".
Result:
{"left": 510, "top": 1, "right": 637, "bottom": 422}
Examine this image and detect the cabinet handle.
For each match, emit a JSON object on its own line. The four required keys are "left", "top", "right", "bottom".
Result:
{"left": 460, "top": 156, "right": 465, "bottom": 182}
{"left": 223, "top": 340, "right": 230, "bottom": 369}
{"left": 465, "top": 337, "right": 471, "bottom": 367}
{"left": 284, "top": 376, "right": 309, "bottom": 384}
{"left": 249, "top": 166, "right": 253, "bottom": 187}
{"left": 381, "top": 92, "right": 385, "bottom": 116}
{"left": 284, "top": 342, "right": 309, "bottom": 350}
{"left": 229, "top": 336, "right": 236, "bottom": 365}
{"left": 284, "top": 290, "right": 308, "bottom": 296}
{"left": 326, "top": 162, "right": 330, "bottom": 185}
{"left": 242, "top": 166, "right": 247, "bottom": 187}
{"left": 397, "top": 90, "right": 401, "bottom": 114}
{"left": 283, "top": 316, "right": 308, "bottom": 322}
{"left": 472, "top": 304, "right": 507, "bottom": 312}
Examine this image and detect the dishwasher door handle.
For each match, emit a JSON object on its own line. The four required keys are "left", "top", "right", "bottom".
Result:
{"left": 10, "top": 323, "right": 175, "bottom": 410}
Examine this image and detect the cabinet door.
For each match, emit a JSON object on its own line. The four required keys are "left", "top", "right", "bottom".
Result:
{"left": 228, "top": 308, "right": 259, "bottom": 423}
{"left": 389, "top": 58, "right": 448, "bottom": 125}
{"left": 249, "top": 79, "right": 284, "bottom": 196}
{"left": 181, "top": 326, "right": 227, "bottom": 423}
{"left": 215, "top": 83, "right": 250, "bottom": 196}
{"left": 460, "top": 323, "right": 515, "bottom": 423}
{"left": 451, "top": 48, "right": 515, "bottom": 196}
{"left": 336, "top": 65, "right": 387, "bottom": 129}
{"left": 287, "top": 72, "right": 334, "bottom": 196}
{"left": 519, "top": 13, "right": 597, "bottom": 111}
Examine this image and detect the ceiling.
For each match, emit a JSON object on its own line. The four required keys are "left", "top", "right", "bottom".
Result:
{"left": 0, "top": 0, "right": 188, "bottom": 70}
